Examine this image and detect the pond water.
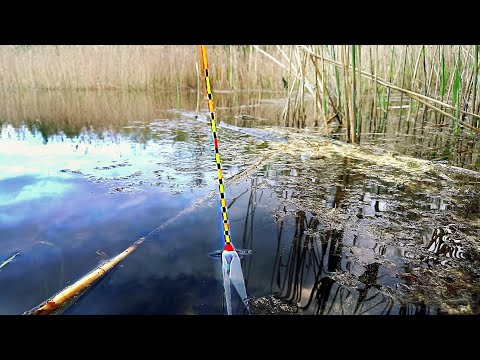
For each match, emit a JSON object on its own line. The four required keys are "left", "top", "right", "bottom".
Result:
{"left": 1, "top": 90, "right": 479, "bottom": 315}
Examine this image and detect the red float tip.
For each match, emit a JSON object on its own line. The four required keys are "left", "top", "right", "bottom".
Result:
{"left": 224, "top": 243, "right": 234, "bottom": 251}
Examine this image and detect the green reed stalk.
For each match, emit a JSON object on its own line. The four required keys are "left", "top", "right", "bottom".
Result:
{"left": 384, "top": 46, "right": 395, "bottom": 122}
{"left": 331, "top": 45, "right": 342, "bottom": 116}
{"left": 341, "top": 46, "right": 352, "bottom": 142}
{"left": 446, "top": 46, "right": 458, "bottom": 106}
{"left": 296, "top": 48, "right": 307, "bottom": 128}
{"left": 437, "top": 46, "right": 447, "bottom": 125}
{"left": 321, "top": 46, "right": 328, "bottom": 123}
{"left": 441, "top": 47, "right": 446, "bottom": 98}
{"left": 430, "top": 46, "right": 441, "bottom": 125}
{"left": 369, "top": 46, "right": 377, "bottom": 128}
{"left": 356, "top": 45, "right": 362, "bottom": 141}
{"left": 312, "top": 49, "right": 319, "bottom": 128}
{"left": 472, "top": 45, "right": 478, "bottom": 127}
{"left": 421, "top": 45, "right": 430, "bottom": 122}
{"left": 375, "top": 45, "right": 380, "bottom": 129}
{"left": 351, "top": 45, "right": 357, "bottom": 142}
{"left": 453, "top": 48, "right": 461, "bottom": 134}
{"left": 398, "top": 46, "right": 409, "bottom": 131}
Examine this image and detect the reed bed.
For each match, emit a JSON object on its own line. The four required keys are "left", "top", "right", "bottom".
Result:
{"left": 253, "top": 45, "right": 480, "bottom": 142}
{"left": 1, "top": 45, "right": 479, "bottom": 141}
{"left": 0, "top": 45, "right": 285, "bottom": 92}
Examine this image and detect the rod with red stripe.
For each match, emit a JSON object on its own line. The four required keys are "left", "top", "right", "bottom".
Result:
{"left": 198, "top": 45, "right": 234, "bottom": 250}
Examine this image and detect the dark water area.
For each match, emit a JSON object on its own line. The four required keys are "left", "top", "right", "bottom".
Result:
{"left": 1, "top": 90, "right": 479, "bottom": 315}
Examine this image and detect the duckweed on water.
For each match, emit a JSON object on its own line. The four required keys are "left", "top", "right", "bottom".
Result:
{"left": 247, "top": 128, "right": 480, "bottom": 314}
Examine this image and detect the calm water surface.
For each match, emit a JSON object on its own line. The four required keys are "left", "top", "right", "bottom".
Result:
{"left": 1, "top": 90, "right": 479, "bottom": 315}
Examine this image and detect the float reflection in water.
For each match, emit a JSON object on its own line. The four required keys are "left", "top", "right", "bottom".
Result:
{"left": 222, "top": 244, "right": 249, "bottom": 315}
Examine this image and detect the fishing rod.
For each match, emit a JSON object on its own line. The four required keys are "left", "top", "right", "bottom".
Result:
{"left": 23, "top": 239, "right": 144, "bottom": 315}
{"left": 198, "top": 45, "right": 249, "bottom": 315}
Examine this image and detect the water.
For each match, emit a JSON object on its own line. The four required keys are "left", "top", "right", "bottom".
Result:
{"left": 1, "top": 90, "right": 479, "bottom": 315}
